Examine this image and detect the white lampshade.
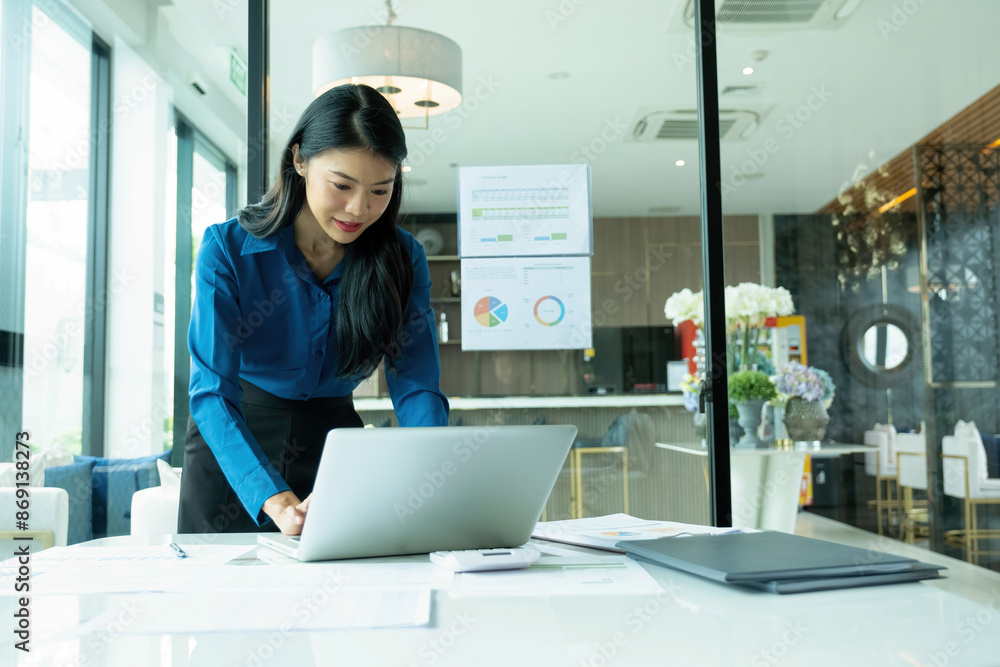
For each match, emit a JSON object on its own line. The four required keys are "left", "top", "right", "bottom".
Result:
{"left": 312, "top": 26, "right": 463, "bottom": 119}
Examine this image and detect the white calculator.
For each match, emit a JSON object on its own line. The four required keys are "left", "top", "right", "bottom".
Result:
{"left": 429, "top": 547, "right": 539, "bottom": 572}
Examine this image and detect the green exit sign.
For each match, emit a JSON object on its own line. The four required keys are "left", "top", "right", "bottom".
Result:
{"left": 229, "top": 49, "right": 247, "bottom": 97}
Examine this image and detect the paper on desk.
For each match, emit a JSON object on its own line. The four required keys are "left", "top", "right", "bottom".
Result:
{"left": 0, "top": 544, "right": 256, "bottom": 569}
{"left": 449, "top": 556, "right": 663, "bottom": 597}
{"left": 0, "top": 564, "right": 196, "bottom": 595}
{"left": 0, "top": 559, "right": 454, "bottom": 596}
{"left": 221, "top": 558, "right": 455, "bottom": 590}
{"left": 532, "top": 514, "right": 744, "bottom": 553}
{"left": 75, "top": 587, "right": 431, "bottom": 633}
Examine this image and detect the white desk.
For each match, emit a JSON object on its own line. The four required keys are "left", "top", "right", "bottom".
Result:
{"left": 6, "top": 533, "right": 1000, "bottom": 666}
{"left": 354, "top": 394, "right": 685, "bottom": 411}
{"left": 655, "top": 442, "right": 878, "bottom": 532}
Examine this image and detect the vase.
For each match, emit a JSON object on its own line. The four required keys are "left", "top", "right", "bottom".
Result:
{"left": 783, "top": 397, "right": 830, "bottom": 443}
{"left": 692, "top": 328, "right": 706, "bottom": 378}
{"left": 693, "top": 412, "right": 707, "bottom": 448}
{"left": 772, "top": 404, "right": 790, "bottom": 444}
{"left": 735, "top": 399, "right": 766, "bottom": 449}
{"left": 729, "top": 418, "right": 744, "bottom": 444}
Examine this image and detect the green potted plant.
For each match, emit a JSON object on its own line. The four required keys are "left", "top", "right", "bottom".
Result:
{"left": 728, "top": 370, "right": 777, "bottom": 448}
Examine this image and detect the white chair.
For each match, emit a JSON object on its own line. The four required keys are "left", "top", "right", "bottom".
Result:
{"left": 942, "top": 434, "right": 1000, "bottom": 565}
{"left": 895, "top": 432, "right": 928, "bottom": 544}
{"left": 0, "top": 487, "right": 68, "bottom": 553}
{"left": 130, "top": 486, "right": 180, "bottom": 536}
{"left": 130, "top": 462, "right": 181, "bottom": 536}
{"left": 864, "top": 425, "right": 900, "bottom": 536}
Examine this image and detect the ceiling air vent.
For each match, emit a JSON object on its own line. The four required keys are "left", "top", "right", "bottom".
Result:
{"left": 682, "top": 0, "right": 861, "bottom": 30}
{"left": 629, "top": 109, "right": 761, "bottom": 142}
{"left": 721, "top": 85, "right": 761, "bottom": 98}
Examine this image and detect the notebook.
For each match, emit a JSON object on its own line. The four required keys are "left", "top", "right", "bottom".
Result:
{"left": 616, "top": 531, "right": 945, "bottom": 586}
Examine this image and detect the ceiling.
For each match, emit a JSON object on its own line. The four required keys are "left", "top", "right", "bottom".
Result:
{"left": 163, "top": 0, "right": 1000, "bottom": 217}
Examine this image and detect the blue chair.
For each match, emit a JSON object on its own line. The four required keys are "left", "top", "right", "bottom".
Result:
{"left": 45, "top": 449, "right": 172, "bottom": 543}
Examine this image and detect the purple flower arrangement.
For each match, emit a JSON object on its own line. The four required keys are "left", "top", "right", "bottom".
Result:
{"left": 771, "top": 361, "right": 828, "bottom": 403}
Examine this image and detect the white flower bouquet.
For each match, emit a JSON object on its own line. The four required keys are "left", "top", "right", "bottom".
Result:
{"left": 663, "top": 288, "right": 703, "bottom": 328}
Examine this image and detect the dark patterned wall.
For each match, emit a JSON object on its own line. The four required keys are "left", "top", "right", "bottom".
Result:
{"left": 918, "top": 144, "right": 1000, "bottom": 547}
{"left": 920, "top": 144, "right": 1000, "bottom": 433}
{"left": 776, "top": 145, "right": 1000, "bottom": 551}
{"left": 775, "top": 213, "right": 925, "bottom": 444}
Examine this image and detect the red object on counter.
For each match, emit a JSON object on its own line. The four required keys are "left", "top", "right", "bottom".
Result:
{"left": 677, "top": 320, "right": 697, "bottom": 374}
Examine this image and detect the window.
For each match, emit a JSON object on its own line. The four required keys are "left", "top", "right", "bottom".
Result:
{"left": 20, "top": 2, "right": 95, "bottom": 455}
{"left": 166, "top": 115, "right": 237, "bottom": 455}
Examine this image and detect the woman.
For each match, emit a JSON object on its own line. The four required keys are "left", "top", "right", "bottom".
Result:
{"left": 178, "top": 84, "right": 449, "bottom": 535}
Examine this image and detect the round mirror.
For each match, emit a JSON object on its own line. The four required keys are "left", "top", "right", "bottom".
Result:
{"left": 860, "top": 323, "right": 908, "bottom": 371}
{"left": 842, "top": 303, "right": 922, "bottom": 389}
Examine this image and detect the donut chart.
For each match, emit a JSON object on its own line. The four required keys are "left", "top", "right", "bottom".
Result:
{"left": 474, "top": 296, "right": 508, "bottom": 327}
{"left": 534, "top": 295, "right": 565, "bottom": 326}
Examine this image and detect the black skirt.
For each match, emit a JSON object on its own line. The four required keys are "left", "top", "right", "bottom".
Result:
{"left": 177, "top": 378, "right": 363, "bottom": 533}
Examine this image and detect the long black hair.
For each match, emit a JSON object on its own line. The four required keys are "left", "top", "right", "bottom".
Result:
{"left": 237, "top": 84, "right": 412, "bottom": 380}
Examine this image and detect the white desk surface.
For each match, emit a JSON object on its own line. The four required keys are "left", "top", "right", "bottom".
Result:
{"left": 355, "top": 394, "right": 685, "bottom": 411}
{"left": 656, "top": 441, "right": 878, "bottom": 457}
{"left": 7, "top": 533, "right": 1000, "bottom": 665}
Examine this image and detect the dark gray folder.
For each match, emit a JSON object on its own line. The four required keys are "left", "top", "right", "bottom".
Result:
{"left": 616, "top": 531, "right": 944, "bottom": 584}
{"left": 737, "top": 562, "right": 945, "bottom": 594}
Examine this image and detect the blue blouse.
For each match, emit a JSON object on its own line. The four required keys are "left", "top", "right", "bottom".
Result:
{"left": 187, "top": 218, "right": 449, "bottom": 524}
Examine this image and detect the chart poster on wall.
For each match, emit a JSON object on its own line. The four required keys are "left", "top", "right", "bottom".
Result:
{"left": 458, "top": 164, "right": 592, "bottom": 258}
{"left": 460, "top": 256, "right": 592, "bottom": 351}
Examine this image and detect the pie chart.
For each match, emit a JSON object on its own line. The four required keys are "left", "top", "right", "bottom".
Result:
{"left": 534, "top": 295, "right": 565, "bottom": 326}
{"left": 474, "top": 296, "right": 508, "bottom": 327}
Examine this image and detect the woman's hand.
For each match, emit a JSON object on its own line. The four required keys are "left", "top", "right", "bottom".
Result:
{"left": 262, "top": 491, "right": 309, "bottom": 535}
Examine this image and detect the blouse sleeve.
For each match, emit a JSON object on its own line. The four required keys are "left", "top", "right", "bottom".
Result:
{"left": 384, "top": 237, "right": 451, "bottom": 426}
{"left": 187, "top": 226, "right": 290, "bottom": 524}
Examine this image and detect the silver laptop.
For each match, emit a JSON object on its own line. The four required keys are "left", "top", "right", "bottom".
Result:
{"left": 257, "top": 424, "right": 577, "bottom": 561}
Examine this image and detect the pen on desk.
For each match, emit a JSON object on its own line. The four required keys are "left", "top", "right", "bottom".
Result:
{"left": 168, "top": 542, "right": 189, "bottom": 559}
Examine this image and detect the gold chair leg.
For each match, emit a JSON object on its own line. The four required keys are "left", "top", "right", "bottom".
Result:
{"left": 569, "top": 449, "right": 577, "bottom": 519}
{"left": 574, "top": 449, "right": 582, "bottom": 520}
{"left": 876, "top": 476, "right": 885, "bottom": 536}
{"left": 903, "top": 487, "right": 914, "bottom": 545}
{"left": 622, "top": 448, "right": 629, "bottom": 516}
{"left": 970, "top": 501, "right": 978, "bottom": 566}
{"left": 966, "top": 501, "right": 973, "bottom": 565}
{"left": 888, "top": 478, "right": 898, "bottom": 539}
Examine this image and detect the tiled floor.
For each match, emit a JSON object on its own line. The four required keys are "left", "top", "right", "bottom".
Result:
{"left": 795, "top": 510, "right": 1000, "bottom": 607}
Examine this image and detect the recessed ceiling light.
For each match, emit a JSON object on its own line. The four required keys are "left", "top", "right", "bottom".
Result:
{"left": 401, "top": 166, "right": 412, "bottom": 172}
{"left": 675, "top": 160, "right": 685, "bottom": 167}
{"left": 742, "top": 67, "right": 754, "bottom": 75}
{"left": 549, "top": 71, "right": 570, "bottom": 80}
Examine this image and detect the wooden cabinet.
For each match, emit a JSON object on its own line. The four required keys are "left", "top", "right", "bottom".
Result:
{"left": 592, "top": 215, "right": 761, "bottom": 329}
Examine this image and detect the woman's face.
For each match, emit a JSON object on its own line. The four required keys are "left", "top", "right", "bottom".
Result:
{"left": 293, "top": 147, "right": 397, "bottom": 244}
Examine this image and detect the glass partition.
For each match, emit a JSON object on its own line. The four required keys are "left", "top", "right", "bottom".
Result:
{"left": 268, "top": 1, "right": 713, "bottom": 522}
{"left": 715, "top": 0, "right": 1000, "bottom": 572}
